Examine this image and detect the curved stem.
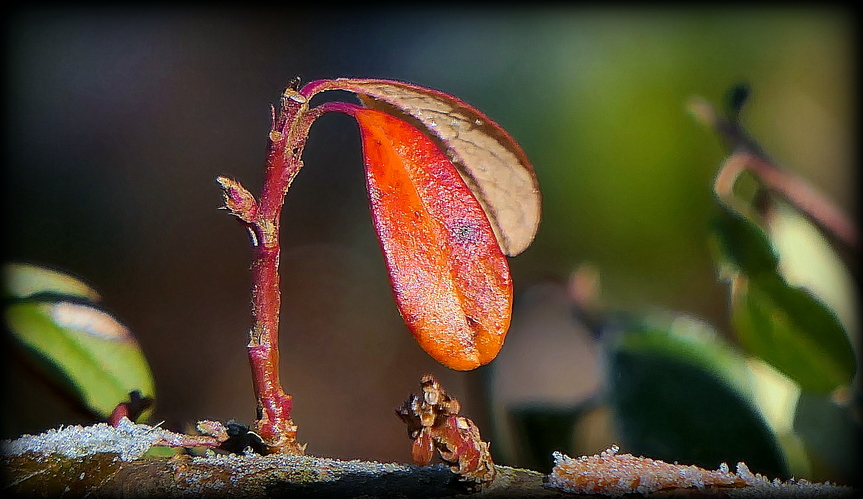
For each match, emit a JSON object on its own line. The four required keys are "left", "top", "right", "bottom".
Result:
{"left": 217, "top": 83, "right": 355, "bottom": 454}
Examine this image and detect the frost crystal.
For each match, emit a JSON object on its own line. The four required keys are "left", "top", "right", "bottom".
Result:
{"left": 4, "top": 418, "right": 168, "bottom": 461}
{"left": 548, "top": 446, "right": 856, "bottom": 497}
{"left": 548, "top": 446, "right": 745, "bottom": 497}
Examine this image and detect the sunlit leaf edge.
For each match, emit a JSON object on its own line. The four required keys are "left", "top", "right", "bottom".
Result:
{"left": 611, "top": 319, "right": 753, "bottom": 398}
{"left": 3, "top": 262, "right": 101, "bottom": 302}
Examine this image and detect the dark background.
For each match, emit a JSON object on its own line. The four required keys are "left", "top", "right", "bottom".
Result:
{"left": 4, "top": 7, "right": 855, "bottom": 465}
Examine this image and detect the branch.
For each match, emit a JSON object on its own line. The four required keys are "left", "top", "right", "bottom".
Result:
{"left": 688, "top": 95, "right": 858, "bottom": 254}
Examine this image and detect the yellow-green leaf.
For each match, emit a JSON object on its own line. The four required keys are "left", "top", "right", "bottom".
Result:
{"left": 3, "top": 262, "right": 101, "bottom": 302}
{"left": 5, "top": 300, "right": 155, "bottom": 419}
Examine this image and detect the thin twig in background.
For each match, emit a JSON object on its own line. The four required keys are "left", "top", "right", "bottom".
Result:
{"left": 688, "top": 96, "right": 858, "bottom": 255}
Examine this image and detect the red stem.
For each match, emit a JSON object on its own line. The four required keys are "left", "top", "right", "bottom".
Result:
{"left": 216, "top": 87, "right": 326, "bottom": 453}
{"left": 242, "top": 91, "right": 310, "bottom": 453}
{"left": 218, "top": 83, "right": 364, "bottom": 453}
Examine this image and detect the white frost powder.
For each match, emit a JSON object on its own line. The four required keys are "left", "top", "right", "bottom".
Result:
{"left": 2, "top": 418, "right": 161, "bottom": 461}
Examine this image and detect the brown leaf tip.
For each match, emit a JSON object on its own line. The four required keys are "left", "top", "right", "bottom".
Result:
{"left": 395, "top": 374, "right": 495, "bottom": 487}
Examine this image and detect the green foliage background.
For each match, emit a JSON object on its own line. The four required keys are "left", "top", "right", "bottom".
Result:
{"left": 5, "top": 6, "right": 856, "bottom": 485}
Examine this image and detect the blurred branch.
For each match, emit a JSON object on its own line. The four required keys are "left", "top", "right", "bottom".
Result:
{"left": 688, "top": 95, "right": 858, "bottom": 255}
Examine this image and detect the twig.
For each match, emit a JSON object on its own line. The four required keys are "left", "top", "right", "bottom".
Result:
{"left": 688, "top": 95, "right": 858, "bottom": 254}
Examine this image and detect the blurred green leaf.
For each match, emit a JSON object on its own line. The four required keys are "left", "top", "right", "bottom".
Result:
{"left": 794, "top": 391, "right": 861, "bottom": 485}
{"left": 767, "top": 202, "right": 858, "bottom": 339}
{"left": 5, "top": 301, "right": 155, "bottom": 419}
{"left": 711, "top": 200, "right": 855, "bottom": 393}
{"left": 731, "top": 274, "right": 855, "bottom": 393}
{"left": 614, "top": 317, "right": 753, "bottom": 395}
{"left": 607, "top": 320, "right": 787, "bottom": 478}
{"left": 3, "top": 263, "right": 155, "bottom": 420}
{"left": 3, "top": 262, "right": 101, "bottom": 302}
{"left": 711, "top": 203, "right": 778, "bottom": 280}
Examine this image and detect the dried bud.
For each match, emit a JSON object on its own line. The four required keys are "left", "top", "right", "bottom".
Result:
{"left": 216, "top": 176, "right": 258, "bottom": 224}
{"left": 396, "top": 374, "right": 495, "bottom": 488}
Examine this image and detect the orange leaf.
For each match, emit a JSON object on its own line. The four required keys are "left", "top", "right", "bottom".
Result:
{"left": 332, "top": 78, "right": 541, "bottom": 257}
{"left": 354, "top": 108, "right": 512, "bottom": 370}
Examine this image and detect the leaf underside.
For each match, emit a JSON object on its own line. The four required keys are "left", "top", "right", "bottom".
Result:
{"left": 335, "top": 78, "right": 541, "bottom": 257}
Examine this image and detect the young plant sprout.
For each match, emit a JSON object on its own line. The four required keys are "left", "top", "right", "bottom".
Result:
{"left": 217, "top": 78, "right": 540, "bottom": 454}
